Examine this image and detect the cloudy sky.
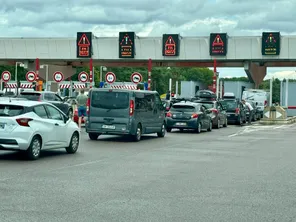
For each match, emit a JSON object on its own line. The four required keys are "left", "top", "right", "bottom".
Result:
{"left": 1, "top": 0, "right": 295, "bottom": 79}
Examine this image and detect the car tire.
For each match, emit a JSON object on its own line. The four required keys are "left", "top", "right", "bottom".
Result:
{"left": 133, "top": 124, "right": 142, "bottom": 142}
{"left": 89, "top": 133, "right": 100, "bottom": 140}
{"left": 207, "top": 121, "right": 212, "bottom": 131}
{"left": 223, "top": 118, "right": 228, "bottom": 127}
{"left": 196, "top": 122, "right": 202, "bottom": 133}
{"left": 166, "top": 128, "right": 172, "bottom": 132}
{"left": 66, "top": 132, "right": 79, "bottom": 154}
{"left": 214, "top": 119, "right": 220, "bottom": 129}
{"left": 157, "top": 122, "right": 166, "bottom": 137}
{"left": 26, "top": 135, "right": 42, "bottom": 160}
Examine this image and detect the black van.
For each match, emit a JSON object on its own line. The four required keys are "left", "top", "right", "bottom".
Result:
{"left": 85, "top": 88, "right": 166, "bottom": 141}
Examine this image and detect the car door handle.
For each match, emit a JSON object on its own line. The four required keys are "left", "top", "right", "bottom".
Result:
{"left": 55, "top": 123, "right": 59, "bottom": 126}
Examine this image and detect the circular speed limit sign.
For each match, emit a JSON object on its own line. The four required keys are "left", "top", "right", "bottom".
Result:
{"left": 105, "top": 72, "right": 116, "bottom": 84}
{"left": 53, "top": 71, "right": 64, "bottom": 83}
{"left": 1, "top": 71, "right": 11, "bottom": 82}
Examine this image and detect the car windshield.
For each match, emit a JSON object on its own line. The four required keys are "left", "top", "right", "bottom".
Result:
{"left": 0, "top": 105, "right": 24, "bottom": 116}
{"left": 222, "top": 100, "right": 237, "bottom": 110}
{"left": 91, "top": 91, "right": 129, "bottom": 109}
{"left": 199, "top": 103, "right": 214, "bottom": 109}
{"left": 171, "top": 105, "right": 196, "bottom": 112}
{"left": 18, "top": 92, "right": 41, "bottom": 101}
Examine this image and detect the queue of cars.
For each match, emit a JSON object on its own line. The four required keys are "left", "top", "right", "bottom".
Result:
{"left": 0, "top": 88, "right": 264, "bottom": 161}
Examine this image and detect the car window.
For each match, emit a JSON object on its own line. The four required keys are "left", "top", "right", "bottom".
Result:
{"left": 171, "top": 105, "right": 196, "bottom": 112}
{"left": 33, "top": 105, "right": 48, "bottom": 118}
{"left": 46, "top": 105, "right": 63, "bottom": 121}
{"left": 201, "top": 103, "right": 214, "bottom": 109}
{"left": 44, "top": 93, "right": 55, "bottom": 101}
{"left": 145, "top": 94, "right": 155, "bottom": 111}
{"left": 91, "top": 91, "right": 129, "bottom": 109}
{"left": 54, "top": 95, "right": 62, "bottom": 102}
{"left": 0, "top": 105, "right": 24, "bottom": 116}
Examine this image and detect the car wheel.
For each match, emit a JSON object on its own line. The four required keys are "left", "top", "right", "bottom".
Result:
{"left": 66, "top": 132, "right": 79, "bottom": 154}
{"left": 89, "top": 133, "right": 100, "bottom": 140}
{"left": 196, "top": 122, "right": 202, "bottom": 133}
{"left": 133, "top": 124, "right": 142, "bottom": 142}
{"left": 157, "top": 122, "right": 166, "bottom": 137}
{"left": 207, "top": 121, "right": 212, "bottom": 131}
{"left": 223, "top": 118, "right": 228, "bottom": 127}
{"left": 26, "top": 135, "right": 42, "bottom": 160}
{"left": 215, "top": 119, "right": 220, "bottom": 129}
{"left": 166, "top": 128, "right": 172, "bottom": 132}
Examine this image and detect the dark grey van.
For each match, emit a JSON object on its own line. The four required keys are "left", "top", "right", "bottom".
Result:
{"left": 85, "top": 88, "right": 166, "bottom": 141}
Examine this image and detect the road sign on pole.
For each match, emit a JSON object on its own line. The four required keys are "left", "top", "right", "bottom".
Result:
{"left": 1, "top": 71, "right": 11, "bottom": 82}
{"left": 78, "top": 71, "right": 88, "bottom": 83}
{"left": 105, "top": 72, "right": 116, "bottom": 84}
{"left": 25, "top": 71, "right": 37, "bottom": 82}
{"left": 131, "top": 72, "right": 142, "bottom": 84}
{"left": 53, "top": 71, "right": 64, "bottom": 83}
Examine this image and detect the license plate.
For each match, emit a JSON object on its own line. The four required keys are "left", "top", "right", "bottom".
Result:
{"left": 102, "top": 125, "right": 115, "bottom": 129}
{"left": 0, "top": 123, "right": 5, "bottom": 129}
{"left": 176, "top": 122, "right": 186, "bottom": 126}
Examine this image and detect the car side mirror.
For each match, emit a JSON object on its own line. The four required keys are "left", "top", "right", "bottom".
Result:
{"left": 64, "top": 115, "right": 69, "bottom": 123}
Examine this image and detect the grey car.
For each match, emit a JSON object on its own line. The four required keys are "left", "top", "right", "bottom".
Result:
{"left": 85, "top": 88, "right": 166, "bottom": 142}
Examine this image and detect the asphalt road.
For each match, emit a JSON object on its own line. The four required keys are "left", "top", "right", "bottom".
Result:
{"left": 0, "top": 123, "right": 296, "bottom": 222}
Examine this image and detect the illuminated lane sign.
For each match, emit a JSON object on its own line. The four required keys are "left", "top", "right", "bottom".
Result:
{"left": 119, "top": 32, "right": 135, "bottom": 58}
{"left": 162, "top": 34, "right": 180, "bottom": 56}
{"left": 209, "top": 33, "right": 227, "bottom": 56}
{"left": 76, "top": 32, "right": 92, "bottom": 58}
{"left": 262, "top": 32, "right": 280, "bottom": 55}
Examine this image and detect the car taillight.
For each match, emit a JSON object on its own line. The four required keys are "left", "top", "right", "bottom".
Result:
{"left": 235, "top": 108, "right": 240, "bottom": 114}
{"left": 166, "top": 112, "right": 172, "bottom": 117}
{"left": 191, "top": 113, "right": 198, "bottom": 118}
{"left": 16, "top": 118, "right": 32, "bottom": 127}
{"left": 129, "top": 100, "right": 134, "bottom": 116}
{"left": 86, "top": 98, "right": 90, "bottom": 114}
{"left": 212, "top": 109, "right": 218, "bottom": 114}
{"left": 264, "top": 100, "right": 267, "bottom": 106}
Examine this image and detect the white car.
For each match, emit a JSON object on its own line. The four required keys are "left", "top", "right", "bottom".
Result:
{"left": 0, "top": 99, "right": 80, "bottom": 160}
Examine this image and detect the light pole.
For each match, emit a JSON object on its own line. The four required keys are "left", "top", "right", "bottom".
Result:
{"left": 15, "top": 62, "right": 26, "bottom": 82}
{"left": 40, "top": 64, "right": 49, "bottom": 91}
{"left": 100, "top": 66, "right": 107, "bottom": 82}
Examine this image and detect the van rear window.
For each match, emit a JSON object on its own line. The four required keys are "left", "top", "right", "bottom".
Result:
{"left": 91, "top": 91, "right": 129, "bottom": 109}
{"left": 0, "top": 105, "right": 24, "bottom": 116}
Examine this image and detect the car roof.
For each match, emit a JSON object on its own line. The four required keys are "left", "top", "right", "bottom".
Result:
{"left": 0, "top": 99, "right": 49, "bottom": 107}
{"left": 91, "top": 88, "right": 158, "bottom": 94}
{"left": 173, "top": 101, "right": 198, "bottom": 106}
{"left": 20, "top": 91, "right": 50, "bottom": 94}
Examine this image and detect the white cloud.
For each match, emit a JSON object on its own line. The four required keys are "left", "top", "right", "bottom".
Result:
{"left": 0, "top": 0, "right": 295, "bottom": 78}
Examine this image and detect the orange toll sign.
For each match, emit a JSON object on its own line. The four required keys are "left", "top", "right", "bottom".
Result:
{"left": 162, "top": 34, "right": 180, "bottom": 56}
{"left": 119, "top": 32, "right": 135, "bottom": 58}
{"left": 76, "top": 32, "right": 92, "bottom": 58}
{"left": 209, "top": 33, "right": 227, "bottom": 56}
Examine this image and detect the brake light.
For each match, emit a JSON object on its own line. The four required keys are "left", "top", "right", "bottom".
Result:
{"left": 212, "top": 109, "right": 218, "bottom": 114}
{"left": 235, "top": 108, "right": 240, "bottom": 114}
{"left": 166, "top": 107, "right": 170, "bottom": 111}
{"left": 264, "top": 100, "right": 267, "bottom": 106}
{"left": 166, "top": 112, "right": 172, "bottom": 117}
{"left": 86, "top": 98, "right": 90, "bottom": 114}
{"left": 191, "top": 113, "right": 198, "bottom": 118}
{"left": 129, "top": 100, "right": 134, "bottom": 116}
{"left": 16, "top": 118, "right": 32, "bottom": 127}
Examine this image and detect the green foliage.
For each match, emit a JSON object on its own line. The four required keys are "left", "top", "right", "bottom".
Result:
{"left": 259, "top": 78, "right": 281, "bottom": 103}
{"left": 0, "top": 65, "right": 27, "bottom": 81}
{"left": 220, "top": 77, "right": 249, "bottom": 82}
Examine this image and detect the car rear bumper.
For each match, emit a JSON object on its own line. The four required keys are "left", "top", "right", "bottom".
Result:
{"left": 166, "top": 118, "right": 198, "bottom": 129}
{"left": 226, "top": 113, "right": 240, "bottom": 123}
{"left": 0, "top": 137, "right": 30, "bottom": 151}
